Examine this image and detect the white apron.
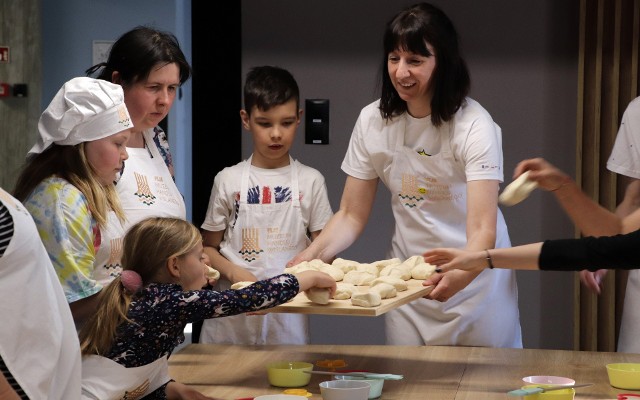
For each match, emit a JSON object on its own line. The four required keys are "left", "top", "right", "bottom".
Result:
{"left": 618, "top": 270, "right": 640, "bottom": 353}
{"left": 200, "top": 156, "right": 310, "bottom": 345}
{"left": 93, "top": 211, "right": 124, "bottom": 287}
{"left": 384, "top": 118, "right": 522, "bottom": 347}
{"left": 114, "top": 129, "right": 186, "bottom": 232}
{"left": 81, "top": 355, "right": 170, "bottom": 400}
{"left": 0, "top": 189, "right": 82, "bottom": 400}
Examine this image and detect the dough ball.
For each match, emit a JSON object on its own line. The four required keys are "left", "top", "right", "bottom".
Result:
{"left": 305, "top": 287, "right": 332, "bottom": 305}
{"left": 351, "top": 291, "right": 382, "bottom": 308}
{"left": 355, "top": 263, "right": 379, "bottom": 277}
{"left": 309, "top": 258, "right": 330, "bottom": 269}
{"left": 286, "top": 261, "right": 307, "bottom": 274}
{"left": 293, "top": 261, "right": 320, "bottom": 273}
{"left": 411, "top": 262, "right": 436, "bottom": 280}
{"left": 499, "top": 170, "right": 538, "bottom": 206}
{"left": 230, "top": 281, "right": 254, "bottom": 290}
{"left": 331, "top": 258, "right": 360, "bottom": 273}
{"left": 379, "top": 265, "right": 412, "bottom": 280}
{"left": 370, "top": 282, "right": 397, "bottom": 299}
{"left": 343, "top": 270, "right": 376, "bottom": 286}
{"left": 370, "top": 258, "right": 402, "bottom": 273}
{"left": 400, "top": 255, "right": 425, "bottom": 269}
{"left": 206, "top": 266, "right": 220, "bottom": 280}
{"left": 333, "top": 282, "right": 356, "bottom": 300}
{"left": 319, "top": 265, "right": 345, "bottom": 282}
{"left": 370, "top": 276, "right": 408, "bottom": 291}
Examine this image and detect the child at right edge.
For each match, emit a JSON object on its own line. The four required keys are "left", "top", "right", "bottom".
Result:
{"left": 199, "top": 65, "right": 334, "bottom": 345}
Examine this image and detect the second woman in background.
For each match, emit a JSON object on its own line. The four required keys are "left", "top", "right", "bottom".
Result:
{"left": 86, "top": 25, "right": 191, "bottom": 231}
{"left": 290, "top": 2, "right": 522, "bottom": 347}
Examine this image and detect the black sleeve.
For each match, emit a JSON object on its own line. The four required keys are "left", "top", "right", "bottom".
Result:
{"left": 539, "top": 229, "right": 640, "bottom": 271}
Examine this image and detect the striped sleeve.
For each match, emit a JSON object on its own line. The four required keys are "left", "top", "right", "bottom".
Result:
{"left": 0, "top": 202, "right": 14, "bottom": 258}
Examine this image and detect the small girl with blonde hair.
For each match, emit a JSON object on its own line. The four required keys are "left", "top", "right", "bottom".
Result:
{"left": 79, "top": 216, "right": 335, "bottom": 400}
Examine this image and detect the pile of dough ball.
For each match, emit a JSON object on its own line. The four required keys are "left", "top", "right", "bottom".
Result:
{"left": 288, "top": 255, "right": 436, "bottom": 308}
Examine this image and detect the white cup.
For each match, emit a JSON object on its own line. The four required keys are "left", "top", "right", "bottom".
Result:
{"left": 319, "top": 380, "right": 371, "bottom": 400}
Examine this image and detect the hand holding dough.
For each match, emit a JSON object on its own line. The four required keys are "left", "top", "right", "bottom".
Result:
{"left": 305, "top": 287, "right": 332, "bottom": 305}
{"left": 499, "top": 171, "right": 538, "bottom": 206}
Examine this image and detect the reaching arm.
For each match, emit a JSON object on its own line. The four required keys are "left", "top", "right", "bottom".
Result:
{"left": 288, "top": 176, "right": 378, "bottom": 265}
{"left": 514, "top": 158, "right": 623, "bottom": 236}
{"left": 424, "top": 243, "right": 544, "bottom": 273}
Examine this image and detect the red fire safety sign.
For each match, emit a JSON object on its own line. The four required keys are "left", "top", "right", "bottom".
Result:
{"left": 0, "top": 47, "right": 10, "bottom": 63}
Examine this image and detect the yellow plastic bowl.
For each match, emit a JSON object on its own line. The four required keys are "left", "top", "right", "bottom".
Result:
{"left": 606, "top": 363, "right": 640, "bottom": 390}
{"left": 266, "top": 361, "right": 313, "bottom": 387}
{"left": 521, "top": 385, "right": 575, "bottom": 400}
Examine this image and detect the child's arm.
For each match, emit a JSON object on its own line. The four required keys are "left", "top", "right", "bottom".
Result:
{"left": 202, "top": 229, "right": 257, "bottom": 283}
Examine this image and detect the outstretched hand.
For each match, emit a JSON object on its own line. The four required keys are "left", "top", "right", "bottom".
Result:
{"left": 513, "top": 158, "right": 572, "bottom": 192}
{"left": 423, "top": 248, "right": 486, "bottom": 273}
{"left": 420, "top": 250, "right": 484, "bottom": 302}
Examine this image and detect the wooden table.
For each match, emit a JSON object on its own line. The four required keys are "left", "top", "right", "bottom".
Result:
{"left": 169, "top": 344, "right": 640, "bottom": 399}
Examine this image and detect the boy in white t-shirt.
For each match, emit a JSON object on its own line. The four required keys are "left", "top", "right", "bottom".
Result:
{"left": 199, "top": 66, "right": 333, "bottom": 345}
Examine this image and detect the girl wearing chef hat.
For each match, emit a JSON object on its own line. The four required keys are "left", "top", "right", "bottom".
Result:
{"left": 13, "top": 76, "right": 132, "bottom": 329}
{"left": 78, "top": 216, "right": 335, "bottom": 400}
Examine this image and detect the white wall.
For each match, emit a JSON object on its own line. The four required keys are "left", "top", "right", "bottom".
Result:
{"left": 241, "top": 0, "right": 579, "bottom": 349}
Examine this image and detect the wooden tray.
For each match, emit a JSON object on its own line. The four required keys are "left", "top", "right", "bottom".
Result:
{"left": 270, "top": 279, "right": 434, "bottom": 317}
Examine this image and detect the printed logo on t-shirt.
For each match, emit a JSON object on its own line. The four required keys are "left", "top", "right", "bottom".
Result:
{"left": 247, "top": 185, "right": 292, "bottom": 204}
{"left": 398, "top": 174, "right": 461, "bottom": 207}
{"left": 238, "top": 227, "right": 264, "bottom": 262}
{"left": 133, "top": 172, "right": 157, "bottom": 206}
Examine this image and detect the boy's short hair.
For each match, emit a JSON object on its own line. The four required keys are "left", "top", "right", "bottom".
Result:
{"left": 243, "top": 66, "right": 299, "bottom": 115}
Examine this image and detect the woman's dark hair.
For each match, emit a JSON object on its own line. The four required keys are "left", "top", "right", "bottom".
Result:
{"left": 85, "top": 26, "right": 191, "bottom": 86}
{"left": 379, "top": 2, "right": 470, "bottom": 126}
{"left": 243, "top": 65, "right": 300, "bottom": 115}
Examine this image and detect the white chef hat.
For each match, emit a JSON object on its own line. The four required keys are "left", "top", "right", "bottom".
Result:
{"left": 28, "top": 77, "right": 133, "bottom": 156}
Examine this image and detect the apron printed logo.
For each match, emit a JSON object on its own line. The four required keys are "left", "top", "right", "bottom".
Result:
{"left": 417, "top": 148, "right": 432, "bottom": 156}
{"left": 118, "top": 379, "right": 150, "bottom": 400}
{"left": 398, "top": 174, "right": 425, "bottom": 208}
{"left": 238, "top": 227, "right": 264, "bottom": 262}
{"left": 133, "top": 172, "right": 157, "bottom": 206}
{"left": 103, "top": 237, "right": 123, "bottom": 278}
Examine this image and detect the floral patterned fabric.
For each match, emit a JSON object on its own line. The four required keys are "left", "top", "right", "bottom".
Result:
{"left": 103, "top": 273, "right": 299, "bottom": 399}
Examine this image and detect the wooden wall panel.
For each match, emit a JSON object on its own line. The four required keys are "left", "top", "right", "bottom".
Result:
{"left": 575, "top": 0, "right": 640, "bottom": 352}
{"left": 0, "top": 0, "right": 41, "bottom": 192}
